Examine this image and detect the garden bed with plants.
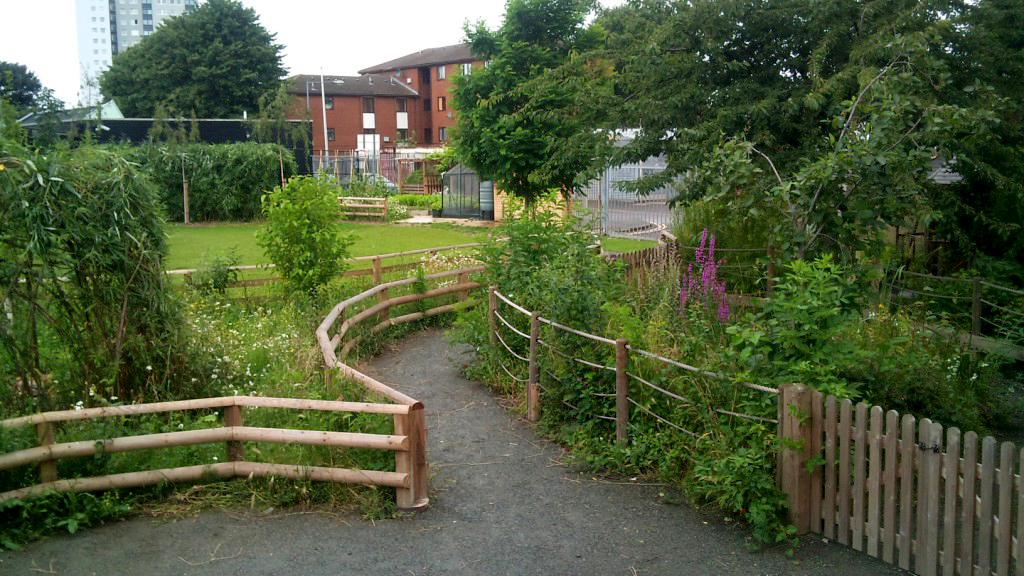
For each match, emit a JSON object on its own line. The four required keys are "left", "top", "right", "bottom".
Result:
{"left": 450, "top": 208, "right": 1023, "bottom": 547}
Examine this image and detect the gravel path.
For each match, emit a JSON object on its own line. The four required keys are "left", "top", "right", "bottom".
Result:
{"left": 0, "top": 329, "right": 905, "bottom": 575}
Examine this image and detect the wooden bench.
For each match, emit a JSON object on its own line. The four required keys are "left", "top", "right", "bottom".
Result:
{"left": 339, "top": 196, "right": 387, "bottom": 220}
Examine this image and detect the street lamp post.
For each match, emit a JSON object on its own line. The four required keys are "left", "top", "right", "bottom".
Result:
{"left": 304, "top": 73, "right": 345, "bottom": 174}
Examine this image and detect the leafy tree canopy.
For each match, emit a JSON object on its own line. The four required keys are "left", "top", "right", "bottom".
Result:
{"left": 0, "top": 62, "right": 44, "bottom": 112}
{"left": 599, "top": 0, "right": 1023, "bottom": 266}
{"left": 100, "top": 0, "right": 284, "bottom": 118}
{"left": 452, "top": 0, "right": 613, "bottom": 206}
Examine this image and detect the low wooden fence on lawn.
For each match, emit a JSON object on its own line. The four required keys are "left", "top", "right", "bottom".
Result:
{"left": 339, "top": 196, "right": 387, "bottom": 220}
{"left": 166, "top": 242, "right": 484, "bottom": 291}
{"left": 0, "top": 249, "right": 491, "bottom": 511}
{"left": 0, "top": 395, "right": 427, "bottom": 509}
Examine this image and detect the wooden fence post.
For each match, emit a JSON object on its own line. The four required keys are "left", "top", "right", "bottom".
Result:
{"left": 394, "top": 411, "right": 412, "bottom": 508}
{"left": 615, "top": 339, "right": 629, "bottom": 444}
{"left": 972, "top": 277, "right": 982, "bottom": 336}
{"left": 527, "top": 312, "right": 540, "bottom": 423}
{"left": 372, "top": 257, "right": 383, "bottom": 285}
{"left": 395, "top": 405, "right": 429, "bottom": 510}
{"left": 224, "top": 405, "right": 245, "bottom": 462}
{"left": 35, "top": 422, "right": 57, "bottom": 483}
{"left": 488, "top": 286, "right": 497, "bottom": 347}
{"left": 779, "top": 383, "right": 813, "bottom": 534}
{"left": 766, "top": 246, "right": 776, "bottom": 297}
{"left": 458, "top": 272, "right": 470, "bottom": 302}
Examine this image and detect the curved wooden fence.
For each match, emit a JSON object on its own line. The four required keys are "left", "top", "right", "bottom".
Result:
{"left": 314, "top": 265, "right": 485, "bottom": 508}
{"left": 0, "top": 252, "right": 487, "bottom": 512}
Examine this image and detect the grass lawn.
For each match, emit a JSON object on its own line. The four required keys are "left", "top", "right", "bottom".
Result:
{"left": 600, "top": 236, "right": 657, "bottom": 253}
{"left": 166, "top": 222, "right": 487, "bottom": 270}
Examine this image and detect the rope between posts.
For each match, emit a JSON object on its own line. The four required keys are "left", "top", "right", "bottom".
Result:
{"left": 897, "top": 270, "right": 971, "bottom": 283}
{"left": 494, "top": 327, "right": 530, "bottom": 363}
{"left": 574, "top": 357, "right": 616, "bottom": 372}
{"left": 980, "top": 300, "right": 1024, "bottom": 319}
{"left": 715, "top": 408, "right": 778, "bottom": 424}
{"left": 981, "top": 281, "right": 1024, "bottom": 297}
{"left": 627, "top": 346, "right": 724, "bottom": 380}
{"left": 626, "top": 371, "right": 691, "bottom": 404}
{"left": 498, "top": 360, "right": 528, "bottom": 383}
{"left": 538, "top": 317, "right": 617, "bottom": 345}
{"left": 890, "top": 286, "right": 964, "bottom": 300}
{"left": 495, "top": 310, "right": 529, "bottom": 340}
{"left": 494, "top": 290, "right": 532, "bottom": 316}
{"left": 742, "top": 382, "right": 779, "bottom": 394}
{"left": 627, "top": 398, "right": 698, "bottom": 437}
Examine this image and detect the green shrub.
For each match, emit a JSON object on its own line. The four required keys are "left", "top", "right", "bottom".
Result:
{"left": 123, "top": 142, "right": 295, "bottom": 222}
{"left": 258, "top": 175, "right": 353, "bottom": 295}
{"left": 394, "top": 194, "right": 441, "bottom": 210}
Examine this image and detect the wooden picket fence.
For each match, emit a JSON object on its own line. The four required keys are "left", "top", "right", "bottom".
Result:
{"left": 779, "top": 384, "right": 1024, "bottom": 576}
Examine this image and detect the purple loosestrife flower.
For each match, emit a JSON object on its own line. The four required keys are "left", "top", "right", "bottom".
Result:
{"left": 717, "top": 292, "right": 730, "bottom": 322}
{"left": 679, "top": 229, "right": 731, "bottom": 323}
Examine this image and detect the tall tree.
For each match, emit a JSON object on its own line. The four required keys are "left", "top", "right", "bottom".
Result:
{"left": 0, "top": 62, "right": 44, "bottom": 113}
{"left": 451, "top": 0, "right": 612, "bottom": 206}
{"left": 100, "top": 0, "right": 284, "bottom": 118}
{"left": 601, "top": 0, "right": 1020, "bottom": 264}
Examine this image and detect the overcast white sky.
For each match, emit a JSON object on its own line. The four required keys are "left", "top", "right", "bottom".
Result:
{"left": 0, "top": 0, "right": 620, "bottom": 107}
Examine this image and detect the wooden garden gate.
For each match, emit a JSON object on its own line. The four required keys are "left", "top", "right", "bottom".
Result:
{"left": 779, "top": 384, "right": 1024, "bottom": 576}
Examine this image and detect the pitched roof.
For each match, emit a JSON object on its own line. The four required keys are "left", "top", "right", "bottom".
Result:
{"left": 18, "top": 100, "right": 124, "bottom": 126}
{"left": 358, "top": 43, "right": 475, "bottom": 74}
{"left": 288, "top": 74, "right": 419, "bottom": 98}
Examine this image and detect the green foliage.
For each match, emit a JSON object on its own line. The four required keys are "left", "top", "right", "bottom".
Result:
{"left": 99, "top": 0, "right": 284, "bottom": 118}
{"left": 187, "top": 250, "right": 241, "bottom": 295}
{"left": 452, "top": 0, "right": 612, "bottom": 205}
{"left": 394, "top": 194, "right": 441, "bottom": 210}
{"left": 124, "top": 141, "right": 296, "bottom": 221}
{"left": 0, "top": 141, "right": 205, "bottom": 409}
{"left": 340, "top": 174, "right": 393, "bottom": 198}
{"left": 728, "top": 256, "right": 861, "bottom": 398}
{"left": 425, "top": 146, "right": 458, "bottom": 174}
{"left": 0, "top": 61, "right": 45, "bottom": 113}
{"left": 602, "top": 0, "right": 1022, "bottom": 267}
{"left": 258, "top": 176, "right": 353, "bottom": 294}
{"left": 0, "top": 490, "right": 132, "bottom": 549}
{"left": 727, "top": 256, "right": 1004, "bottom": 431}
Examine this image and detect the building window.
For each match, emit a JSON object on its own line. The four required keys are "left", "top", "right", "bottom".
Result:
{"left": 461, "top": 63, "right": 472, "bottom": 75}
{"left": 326, "top": 128, "right": 335, "bottom": 142}
{"left": 436, "top": 65, "right": 446, "bottom": 80}
{"left": 362, "top": 97, "right": 374, "bottom": 113}
{"left": 437, "top": 97, "right": 446, "bottom": 111}
{"left": 438, "top": 127, "right": 448, "bottom": 142}
{"left": 324, "top": 96, "right": 333, "bottom": 110}
{"left": 363, "top": 128, "right": 375, "bottom": 135}
{"left": 423, "top": 99, "right": 430, "bottom": 112}
{"left": 396, "top": 98, "right": 407, "bottom": 113}
{"left": 396, "top": 129, "right": 408, "bottom": 140}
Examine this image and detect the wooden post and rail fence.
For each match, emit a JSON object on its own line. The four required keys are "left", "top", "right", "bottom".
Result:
{"left": 488, "top": 284, "right": 1024, "bottom": 576}
{"left": 0, "top": 258, "right": 484, "bottom": 511}
{"left": 166, "top": 242, "right": 484, "bottom": 291}
{"left": 338, "top": 196, "right": 387, "bottom": 220}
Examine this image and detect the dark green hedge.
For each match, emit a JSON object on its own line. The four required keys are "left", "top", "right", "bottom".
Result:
{"left": 124, "top": 142, "right": 295, "bottom": 221}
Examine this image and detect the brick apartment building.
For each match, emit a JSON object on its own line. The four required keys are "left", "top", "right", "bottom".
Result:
{"left": 289, "top": 43, "right": 483, "bottom": 155}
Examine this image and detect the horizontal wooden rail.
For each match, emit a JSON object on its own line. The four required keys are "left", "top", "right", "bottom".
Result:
{"left": 0, "top": 461, "right": 408, "bottom": 501}
{"left": 0, "top": 395, "right": 410, "bottom": 430}
{"left": 165, "top": 242, "right": 484, "bottom": 276}
{"left": 0, "top": 427, "right": 408, "bottom": 471}
{"left": 339, "top": 196, "right": 387, "bottom": 219}
{"left": 0, "top": 395, "right": 427, "bottom": 510}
